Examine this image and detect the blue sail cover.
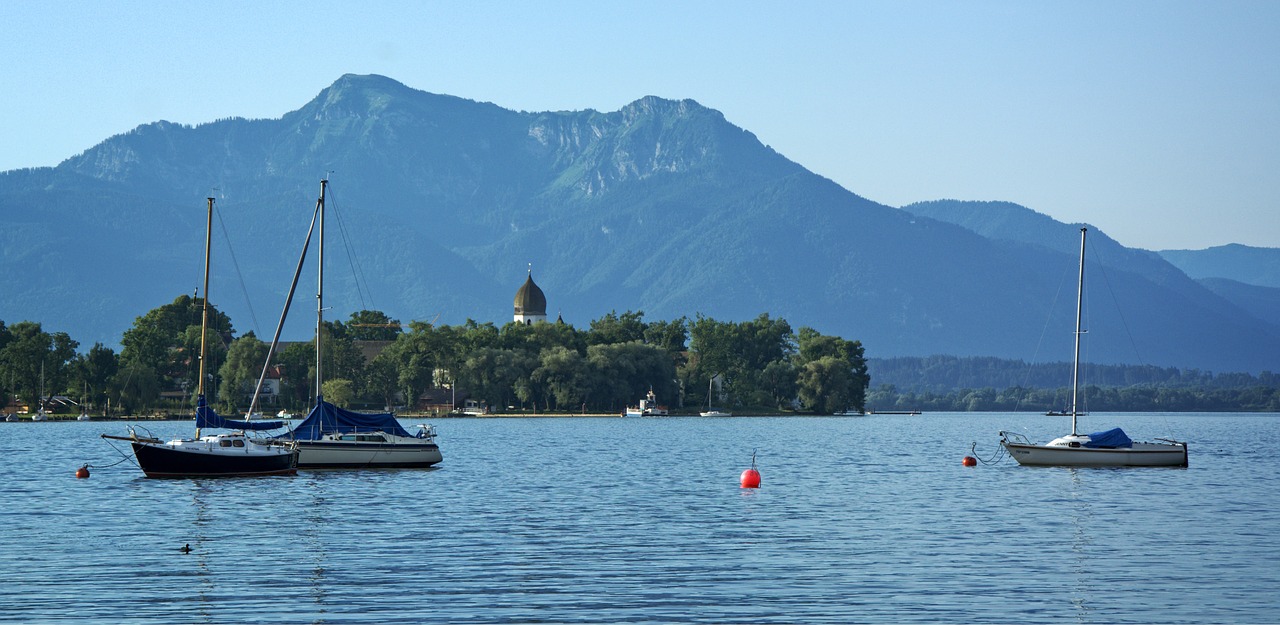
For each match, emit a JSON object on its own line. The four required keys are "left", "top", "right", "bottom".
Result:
{"left": 280, "top": 400, "right": 412, "bottom": 441}
{"left": 194, "top": 395, "right": 284, "bottom": 431}
{"left": 1083, "top": 427, "right": 1133, "bottom": 448}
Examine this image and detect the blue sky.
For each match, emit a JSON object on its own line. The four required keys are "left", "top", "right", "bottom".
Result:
{"left": 3, "top": 0, "right": 1277, "bottom": 251}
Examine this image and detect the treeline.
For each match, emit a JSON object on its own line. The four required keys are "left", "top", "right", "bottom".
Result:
{"left": 0, "top": 300, "right": 869, "bottom": 416}
{"left": 865, "top": 384, "right": 1280, "bottom": 412}
{"left": 869, "top": 355, "right": 1280, "bottom": 391}
{"left": 866, "top": 355, "right": 1280, "bottom": 412}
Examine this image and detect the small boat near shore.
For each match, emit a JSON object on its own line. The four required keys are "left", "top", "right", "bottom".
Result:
{"left": 700, "top": 376, "right": 732, "bottom": 417}
{"left": 624, "top": 388, "right": 668, "bottom": 417}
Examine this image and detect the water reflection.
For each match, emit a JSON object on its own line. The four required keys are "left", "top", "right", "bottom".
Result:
{"left": 1064, "top": 468, "right": 1093, "bottom": 622}
{"left": 190, "top": 483, "right": 214, "bottom": 623}
{"left": 304, "top": 472, "right": 331, "bottom": 619}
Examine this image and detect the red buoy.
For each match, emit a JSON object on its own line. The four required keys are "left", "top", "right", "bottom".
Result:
{"left": 962, "top": 456, "right": 977, "bottom": 467}
{"left": 75, "top": 465, "right": 90, "bottom": 479}
{"left": 740, "top": 448, "right": 762, "bottom": 488}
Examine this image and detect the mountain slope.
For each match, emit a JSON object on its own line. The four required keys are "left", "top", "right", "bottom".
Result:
{"left": 1, "top": 74, "right": 1277, "bottom": 373}
{"left": 1159, "top": 244, "right": 1280, "bottom": 288}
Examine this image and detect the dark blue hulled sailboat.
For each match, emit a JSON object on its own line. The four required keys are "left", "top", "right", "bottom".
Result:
{"left": 103, "top": 198, "right": 297, "bottom": 478}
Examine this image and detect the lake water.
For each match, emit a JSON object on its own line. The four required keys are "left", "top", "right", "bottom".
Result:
{"left": 2, "top": 412, "right": 1278, "bottom": 623}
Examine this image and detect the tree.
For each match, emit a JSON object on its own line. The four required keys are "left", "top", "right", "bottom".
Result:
{"left": 119, "top": 295, "right": 234, "bottom": 402}
{"left": 69, "top": 343, "right": 118, "bottom": 415}
{"left": 364, "top": 352, "right": 400, "bottom": 411}
{"left": 585, "top": 342, "right": 677, "bottom": 412}
{"left": 218, "top": 333, "right": 269, "bottom": 413}
{"left": 319, "top": 321, "right": 366, "bottom": 396}
{"left": 112, "top": 359, "right": 161, "bottom": 415}
{"left": 587, "top": 310, "right": 646, "bottom": 345}
{"left": 0, "top": 321, "right": 79, "bottom": 413}
{"left": 348, "top": 310, "right": 402, "bottom": 341}
{"left": 0, "top": 320, "right": 11, "bottom": 405}
{"left": 644, "top": 317, "right": 688, "bottom": 354}
{"left": 277, "top": 341, "right": 315, "bottom": 408}
{"left": 795, "top": 326, "right": 869, "bottom": 413}
{"left": 322, "top": 379, "right": 354, "bottom": 408}
{"left": 459, "top": 348, "right": 536, "bottom": 411}
{"left": 797, "top": 356, "right": 859, "bottom": 414}
{"left": 532, "top": 346, "right": 589, "bottom": 411}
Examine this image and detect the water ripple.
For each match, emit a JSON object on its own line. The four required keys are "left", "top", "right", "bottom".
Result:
{"left": 2, "top": 414, "right": 1278, "bottom": 623}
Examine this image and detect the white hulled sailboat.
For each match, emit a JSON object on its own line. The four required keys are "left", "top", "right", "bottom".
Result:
{"left": 999, "top": 228, "right": 1188, "bottom": 467}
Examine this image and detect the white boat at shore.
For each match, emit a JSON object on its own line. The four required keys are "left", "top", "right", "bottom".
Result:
{"left": 700, "top": 376, "right": 732, "bottom": 417}
{"left": 624, "top": 388, "right": 667, "bottom": 417}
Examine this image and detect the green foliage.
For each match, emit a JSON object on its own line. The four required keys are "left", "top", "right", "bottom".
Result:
{"left": 0, "top": 321, "right": 79, "bottom": 412}
{"left": 347, "top": 310, "right": 402, "bottom": 341}
{"left": 69, "top": 343, "right": 118, "bottom": 414}
{"left": 119, "top": 295, "right": 233, "bottom": 401}
{"left": 321, "top": 379, "right": 354, "bottom": 408}
{"left": 686, "top": 313, "right": 806, "bottom": 411}
{"left": 218, "top": 333, "right": 269, "bottom": 413}
{"left": 276, "top": 341, "right": 315, "bottom": 409}
{"left": 587, "top": 311, "right": 647, "bottom": 345}
{"left": 797, "top": 356, "right": 860, "bottom": 414}
{"left": 16, "top": 300, "right": 1279, "bottom": 415}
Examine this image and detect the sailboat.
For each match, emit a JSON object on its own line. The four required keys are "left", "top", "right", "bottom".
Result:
{"left": 102, "top": 198, "right": 299, "bottom": 478}
{"left": 700, "top": 375, "right": 732, "bottom": 417}
{"left": 273, "top": 180, "right": 442, "bottom": 468}
{"left": 31, "top": 362, "right": 49, "bottom": 421}
{"left": 999, "top": 228, "right": 1188, "bottom": 467}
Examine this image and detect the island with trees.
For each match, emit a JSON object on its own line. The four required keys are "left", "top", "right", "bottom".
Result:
{"left": 1, "top": 299, "right": 869, "bottom": 418}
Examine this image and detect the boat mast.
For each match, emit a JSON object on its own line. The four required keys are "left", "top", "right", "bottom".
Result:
{"left": 245, "top": 198, "right": 321, "bottom": 418}
{"left": 195, "top": 197, "right": 214, "bottom": 438}
{"left": 315, "top": 179, "right": 327, "bottom": 407}
{"left": 1070, "top": 227, "right": 1087, "bottom": 435}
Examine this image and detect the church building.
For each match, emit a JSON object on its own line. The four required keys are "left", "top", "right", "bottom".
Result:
{"left": 513, "top": 267, "right": 547, "bottom": 325}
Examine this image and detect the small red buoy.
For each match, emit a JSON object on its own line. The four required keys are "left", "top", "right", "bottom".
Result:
{"left": 75, "top": 465, "right": 91, "bottom": 479}
{"left": 962, "top": 456, "right": 977, "bottom": 467}
{"left": 740, "top": 449, "right": 761, "bottom": 488}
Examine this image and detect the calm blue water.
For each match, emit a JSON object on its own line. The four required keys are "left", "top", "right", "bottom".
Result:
{"left": 2, "top": 412, "right": 1278, "bottom": 623}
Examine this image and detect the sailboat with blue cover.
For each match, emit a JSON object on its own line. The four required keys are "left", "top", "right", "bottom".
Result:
{"left": 272, "top": 180, "right": 442, "bottom": 468}
{"left": 102, "top": 198, "right": 298, "bottom": 478}
{"left": 999, "top": 228, "right": 1188, "bottom": 467}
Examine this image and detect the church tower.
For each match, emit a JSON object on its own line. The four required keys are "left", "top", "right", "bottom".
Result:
{"left": 513, "top": 266, "right": 547, "bottom": 325}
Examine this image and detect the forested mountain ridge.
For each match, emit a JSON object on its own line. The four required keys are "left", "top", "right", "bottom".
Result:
{"left": 2, "top": 74, "right": 1278, "bottom": 373}
{"left": 1158, "top": 244, "right": 1280, "bottom": 288}
{"left": 902, "top": 199, "right": 1280, "bottom": 339}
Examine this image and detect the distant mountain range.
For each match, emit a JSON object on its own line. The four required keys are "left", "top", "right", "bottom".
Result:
{"left": 1, "top": 74, "right": 1277, "bottom": 373}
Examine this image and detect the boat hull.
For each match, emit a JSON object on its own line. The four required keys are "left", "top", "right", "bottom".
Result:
{"left": 294, "top": 440, "right": 442, "bottom": 468}
{"left": 623, "top": 408, "right": 667, "bottom": 417}
{"left": 1002, "top": 441, "right": 1188, "bottom": 467}
{"left": 129, "top": 438, "right": 298, "bottom": 478}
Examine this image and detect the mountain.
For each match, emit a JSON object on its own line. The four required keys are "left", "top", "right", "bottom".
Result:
{"left": 1158, "top": 244, "right": 1280, "bottom": 288}
{"left": 903, "top": 199, "right": 1280, "bottom": 340}
{"left": 2, "top": 74, "right": 1278, "bottom": 373}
